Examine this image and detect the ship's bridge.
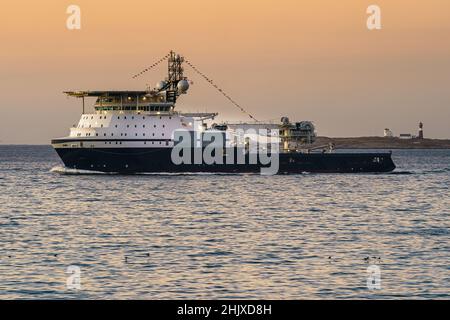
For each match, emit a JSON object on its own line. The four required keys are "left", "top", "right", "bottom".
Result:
{"left": 64, "top": 90, "right": 175, "bottom": 114}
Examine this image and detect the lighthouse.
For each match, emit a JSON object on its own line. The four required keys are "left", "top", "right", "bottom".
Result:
{"left": 418, "top": 122, "right": 424, "bottom": 139}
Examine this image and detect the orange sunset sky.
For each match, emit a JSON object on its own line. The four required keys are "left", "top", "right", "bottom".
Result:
{"left": 1, "top": 0, "right": 449, "bottom": 143}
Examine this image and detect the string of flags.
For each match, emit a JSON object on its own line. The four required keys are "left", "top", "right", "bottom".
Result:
{"left": 184, "top": 59, "right": 259, "bottom": 122}
{"left": 131, "top": 53, "right": 171, "bottom": 79}
{"left": 131, "top": 52, "right": 259, "bottom": 122}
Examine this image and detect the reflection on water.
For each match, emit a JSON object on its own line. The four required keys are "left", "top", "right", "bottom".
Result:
{"left": 0, "top": 146, "right": 449, "bottom": 299}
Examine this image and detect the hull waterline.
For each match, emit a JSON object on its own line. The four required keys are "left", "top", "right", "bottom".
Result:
{"left": 52, "top": 146, "right": 396, "bottom": 174}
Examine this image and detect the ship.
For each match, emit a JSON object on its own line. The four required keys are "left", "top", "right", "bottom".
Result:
{"left": 51, "top": 51, "right": 396, "bottom": 174}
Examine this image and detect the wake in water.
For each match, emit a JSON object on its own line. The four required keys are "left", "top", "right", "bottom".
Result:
{"left": 49, "top": 166, "right": 255, "bottom": 176}
{"left": 387, "top": 171, "right": 414, "bottom": 175}
{"left": 389, "top": 168, "right": 450, "bottom": 175}
{"left": 50, "top": 166, "right": 113, "bottom": 175}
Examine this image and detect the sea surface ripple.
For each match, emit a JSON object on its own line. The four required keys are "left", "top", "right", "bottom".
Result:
{"left": 0, "top": 146, "right": 448, "bottom": 299}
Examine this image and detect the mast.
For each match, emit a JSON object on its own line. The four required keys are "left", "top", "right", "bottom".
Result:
{"left": 165, "top": 51, "right": 189, "bottom": 103}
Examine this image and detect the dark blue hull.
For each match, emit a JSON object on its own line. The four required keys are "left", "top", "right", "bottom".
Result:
{"left": 52, "top": 147, "right": 396, "bottom": 174}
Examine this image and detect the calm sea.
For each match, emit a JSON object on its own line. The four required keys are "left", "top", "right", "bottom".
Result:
{"left": 0, "top": 145, "right": 448, "bottom": 299}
